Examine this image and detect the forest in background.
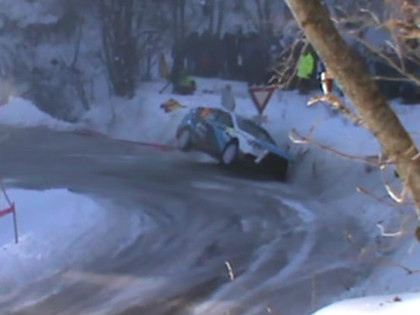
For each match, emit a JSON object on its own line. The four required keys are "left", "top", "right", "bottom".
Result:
{"left": 0, "top": 0, "right": 414, "bottom": 122}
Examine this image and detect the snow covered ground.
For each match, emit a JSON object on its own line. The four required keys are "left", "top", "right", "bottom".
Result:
{"left": 0, "top": 97, "right": 73, "bottom": 130}
{"left": 0, "top": 189, "right": 106, "bottom": 295}
{"left": 0, "top": 77, "right": 420, "bottom": 314}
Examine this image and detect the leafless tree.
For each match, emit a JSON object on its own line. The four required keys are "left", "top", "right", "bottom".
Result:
{"left": 170, "top": 0, "right": 187, "bottom": 41}
{"left": 233, "top": 0, "right": 275, "bottom": 35}
{"left": 254, "top": 0, "right": 273, "bottom": 36}
{"left": 325, "top": 0, "right": 420, "bottom": 88}
{"left": 215, "top": 0, "right": 226, "bottom": 37}
{"left": 284, "top": 0, "right": 420, "bottom": 236}
{"left": 98, "top": 0, "right": 139, "bottom": 98}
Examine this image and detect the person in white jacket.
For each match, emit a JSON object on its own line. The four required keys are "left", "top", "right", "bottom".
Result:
{"left": 221, "top": 84, "right": 236, "bottom": 112}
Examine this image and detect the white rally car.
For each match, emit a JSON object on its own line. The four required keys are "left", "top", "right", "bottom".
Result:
{"left": 175, "top": 107, "right": 292, "bottom": 180}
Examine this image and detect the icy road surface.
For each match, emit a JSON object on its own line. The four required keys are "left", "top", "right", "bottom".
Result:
{"left": 0, "top": 126, "right": 370, "bottom": 315}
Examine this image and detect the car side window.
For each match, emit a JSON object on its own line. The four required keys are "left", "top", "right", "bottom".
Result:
{"left": 198, "top": 108, "right": 220, "bottom": 120}
{"left": 215, "top": 111, "right": 233, "bottom": 127}
{"left": 197, "top": 107, "right": 211, "bottom": 117}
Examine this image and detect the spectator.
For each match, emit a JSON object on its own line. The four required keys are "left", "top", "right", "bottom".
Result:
{"left": 296, "top": 44, "right": 318, "bottom": 94}
{"left": 172, "top": 72, "right": 196, "bottom": 95}
{"left": 221, "top": 84, "right": 236, "bottom": 111}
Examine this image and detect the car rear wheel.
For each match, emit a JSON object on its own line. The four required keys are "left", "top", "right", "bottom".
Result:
{"left": 220, "top": 140, "right": 238, "bottom": 166}
{"left": 177, "top": 128, "right": 192, "bottom": 151}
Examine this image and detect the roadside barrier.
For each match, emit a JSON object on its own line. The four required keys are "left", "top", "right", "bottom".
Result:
{"left": 74, "top": 128, "right": 179, "bottom": 151}
{"left": 0, "top": 178, "right": 18, "bottom": 243}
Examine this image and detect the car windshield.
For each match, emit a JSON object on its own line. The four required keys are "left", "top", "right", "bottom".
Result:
{"left": 236, "top": 116, "right": 276, "bottom": 145}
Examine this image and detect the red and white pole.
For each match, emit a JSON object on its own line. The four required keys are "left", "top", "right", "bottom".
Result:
{"left": 0, "top": 181, "right": 18, "bottom": 244}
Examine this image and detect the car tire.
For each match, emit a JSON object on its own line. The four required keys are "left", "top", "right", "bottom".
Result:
{"left": 220, "top": 140, "right": 238, "bottom": 166}
{"left": 177, "top": 128, "right": 192, "bottom": 151}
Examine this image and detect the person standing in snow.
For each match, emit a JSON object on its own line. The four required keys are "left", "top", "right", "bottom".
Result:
{"left": 296, "top": 44, "right": 318, "bottom": 94}
{"left": 221, "top": 84, "right": 236, "bottom": 112}
{"left": 172, "top": 72, "right": 196, "bottom": 95}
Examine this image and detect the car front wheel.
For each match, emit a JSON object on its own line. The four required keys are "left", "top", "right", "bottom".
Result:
{"left": 220, "top": 140, "right": 238, "bottom": 166}
{"left": 177, "top": 128, "right": 192, "bottom": 151}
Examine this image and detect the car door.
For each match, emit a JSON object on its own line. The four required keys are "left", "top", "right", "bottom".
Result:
{"left": 192, "top": 108, "right": 221, "bottom": 155}
{"left": 210, "top": 110, "right": 234, "bottom": 154}
{"left": 194, "top": 109, "right": 233, "bottom": 156}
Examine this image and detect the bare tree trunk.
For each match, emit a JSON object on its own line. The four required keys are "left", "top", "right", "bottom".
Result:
{"left": 255, "top": 0, "right": 264, "bottom": 30}
{"left": 285, "top": 0, "right": 420, "bottom": 222}
{"left": 180, "top": 0, "right": 186, "bottom": 39}
{"left": 253, "top": 0, "right": 272, "bottom": 36}
{"left": 70, "top": 23, "right": 82, "bottom": 68}
{"left": 172, "top": 0, "right": 179, "bottom": 41}
{"left": 172, "top": 0, "right": 186, "bottom": 41}
{"left": 263, "top": 0, "right": 271, "bottom": 33}
{"left": 68, "top": 22, "right": 90, "bottom": 111}
{"left": 216, "top": 0, "right": 226, "bottom": 37}
{"left": 208, "top": 0, "right": 215, "bottom": 34}
{"left": 98, "top": 0, "right": 139, "bottom": 98}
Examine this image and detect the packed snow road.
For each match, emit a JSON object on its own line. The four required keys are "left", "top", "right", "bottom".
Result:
{"left": 0, "top": 126, "right": 370, "bottom": 315}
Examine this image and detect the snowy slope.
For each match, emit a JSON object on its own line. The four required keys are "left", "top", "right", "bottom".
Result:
{"left": 0, "top": 96, "right": 73, "bottom": 129}
{"left": 0, "top": 189, "right": 106, "bottom": 294}
{"left": 313, "top": 292, "right": 420, "bottom": 314}
{"left": 1, "top": 78, "right": 420, "bottom": 314}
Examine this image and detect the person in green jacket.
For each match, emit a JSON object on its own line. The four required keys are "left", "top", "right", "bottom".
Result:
{"left": 172, "top": 72, "right": 196, "bottom": 95}
{"left": 296, "top": 44, "right": 317, "bottom": 94}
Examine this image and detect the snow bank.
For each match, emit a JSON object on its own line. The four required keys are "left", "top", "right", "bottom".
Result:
{"left": 79, "top": 79, "right": 252, "bottom": 144}
{"left": 0, "top": 187, "right": 151, "bottom": 306}
{"left": 313, "top": 292, "right": 420, "bottom": 315}
{"left": 0, "top": 97, "right": 73, "bottom": 130}
{"left": 0, "top": 0, "right": 59, "bottom": 27}
{"left": 0, "top": 189, "right": 106, "bottom": 294}
{"left": 81, "top": 78, "right": 380, "bottom": 151}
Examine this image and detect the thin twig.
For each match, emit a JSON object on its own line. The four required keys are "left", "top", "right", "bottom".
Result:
{"left": 380, "top": 164, "right": 408, "bottom": 204}
{"left": 377, "top": 223, "right": 404, "bottom": 237}
{"left": 224, "top": 261, "right": 235, "bottom": 281}
{"left": 307, "top": 94, "right": 363, "bottom": 126}
{"left": 356, "top": 186, "right": 413, "bottom": 207}
{"left": 289, "top": 129, "right": 382, "bottom": 165}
